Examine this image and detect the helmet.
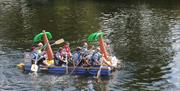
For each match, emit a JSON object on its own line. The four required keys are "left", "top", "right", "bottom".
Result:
{"left": 76, "top": 47, "right": 82, "bottom": 51}
{"left": 96, "top": 47, "right": 100, "bottom": 51}
{"left": 37, "top": 42, "right": 43, "bottom": 47}
{"left": 59, "top": 47, "right": 63, "bottom": 51}
{"left": 83, "top": 42, "right": 88, "bottom": 46}
{"left": 65, "top": 42, "right": 70, "bottom": 46}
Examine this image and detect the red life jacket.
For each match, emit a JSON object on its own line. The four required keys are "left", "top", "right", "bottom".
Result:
{"left": 64, "top": 45, "right": 71, "bottom": 57}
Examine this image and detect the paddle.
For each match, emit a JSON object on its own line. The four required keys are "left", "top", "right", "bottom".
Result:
{"left": 30, "top": 51, "right": 46, "bottom": 72}
{"left": 65, "top": 54, "right": 68, "bottom": 74}
{"left": 51, "top": 39, "right": 64, "bottom": 46}
{"left": 96, "top": 58, "right": 104, "bottom": 78}
{"left": 31, "top": 55, "right": 48, "bottom": 72}
{"left": 37, "top": 39, "right": 64, "bottom": 52}
{"left": 31, "top": 55, "right": 39, "bottom": 72}
{"left": 30, "top": 39, "right": 64, "bottom": 72}
{"left": 31, "top": 64, "right": 38, "bottom": 72}
{"left": 69, "top": 59, "right": 82, "bottom": 75}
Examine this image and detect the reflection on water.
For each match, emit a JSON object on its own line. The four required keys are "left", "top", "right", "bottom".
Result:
{"left": 0, "top": 0, "right": 180, "bottom": 90}
{"left": 100, "top": 1, "right": 179, "bottom": 90}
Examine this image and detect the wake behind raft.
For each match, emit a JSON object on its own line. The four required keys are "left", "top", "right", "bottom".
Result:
{"left": 17, "top": 30, "right": 120, "bottom": 76}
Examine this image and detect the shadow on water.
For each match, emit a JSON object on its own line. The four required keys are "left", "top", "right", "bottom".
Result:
{"left": 0, "top": 0, "right": 180, "bottom": 90}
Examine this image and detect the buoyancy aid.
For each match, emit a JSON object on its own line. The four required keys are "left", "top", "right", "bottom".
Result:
{"left": 91, "top": 51, "right": 101, "bottom": 62}
{"left": 72, "top": 51, "right": 81, "bottom": 64}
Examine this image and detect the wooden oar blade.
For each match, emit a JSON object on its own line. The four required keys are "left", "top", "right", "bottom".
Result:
{"left": 31, "top": 64, "right": 38, "bottom": 72}
{"left": 96, "top": 59, "right": 104, "bottom": 78}
{"left": 55, "top": 39, "right": 64, "bottom": 44}
{"left": 96, "top": 66, "right": 102, "bottom": 78}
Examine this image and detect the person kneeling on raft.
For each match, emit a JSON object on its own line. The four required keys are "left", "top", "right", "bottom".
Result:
{"left": 31, "top": 42, "right": 48, "bottom": 67}
{"left": 89, "top": 47, "right": 102, "bottom": 66}
{"left": 55, "top": 47, "right": 68, "bottom": 66}
{"left": 71, "top": 47, "right": 83, "bottom": 67}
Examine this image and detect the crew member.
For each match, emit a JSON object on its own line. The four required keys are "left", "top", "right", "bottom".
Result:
{"left": 90, "top": 47, "right": 102, "bottom": 66}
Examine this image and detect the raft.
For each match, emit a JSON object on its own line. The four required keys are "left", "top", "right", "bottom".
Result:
{"left": 23, "top": 64, "right": 114, "bottom": 76}
{"left": 18, "top": 31, "right": 120, "bottom": 76}
{"left": 17, "top": 56, "right": 119, "bottom": 76}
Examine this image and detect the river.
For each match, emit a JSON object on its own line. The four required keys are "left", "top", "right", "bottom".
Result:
{"left": 0, "top": 0, "right": 179, "bottom": 91}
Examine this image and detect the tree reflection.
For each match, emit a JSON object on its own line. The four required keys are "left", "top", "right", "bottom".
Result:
{"left": 0, "top": 0, "right": 100, "bottom": 49}
{"left": 100, "top": 2, "right": 175, "bottom": 90}
{"left": 0, "top": 0, "right": 179, "bottom": 90}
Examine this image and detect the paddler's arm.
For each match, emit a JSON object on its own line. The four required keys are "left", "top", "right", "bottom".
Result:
{"left": 40, "top": 43, "right": 48, "bottom": 51}
{"left": 102, "top": 56, "right": 112, "bottom": 66}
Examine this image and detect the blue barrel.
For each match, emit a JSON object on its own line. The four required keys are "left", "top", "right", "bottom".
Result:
{"left": 69, "top": 67, "right": 88, "bottom": 75}
{"left": 23, "top": 64, "right": 112, "bottom": 76}
{"left": 88, "top": 66, "right": 112, "bottom": 76}
{"left": 48, "top": 67, "right": 66, "bottom": 74}
{"left": 24, "top": 65, "right": 32, "bottom": 72}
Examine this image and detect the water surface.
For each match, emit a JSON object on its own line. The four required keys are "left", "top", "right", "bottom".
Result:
{"left": 0, "top": 0, "right": 180, "bottom": 90}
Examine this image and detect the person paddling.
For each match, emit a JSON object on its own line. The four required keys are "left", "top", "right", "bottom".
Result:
{"left": 81, "top": 42, "right": 91, "bottom": 66}
{"left": 31, "top": 43, "right": 48, "bottom": 67}
{"left": 36, "top": 42, "right": 43, "bottom": 53}
{"left": 71, "top": 47, "right": 82, "bottom": 67}
{"left": 82, "top": 42, "right": 88, "bottom": 52}
{"left": 55, "top": 47, "right": 67, "bottom": 66}
{"left": 87, "top": 45, "right": 95, "bottom": 61}
{"left": 90, "top": 47, "right": 102, "bottom": 66}
{"left": 64, "top": 42, "right": 72, "bottom": 58}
